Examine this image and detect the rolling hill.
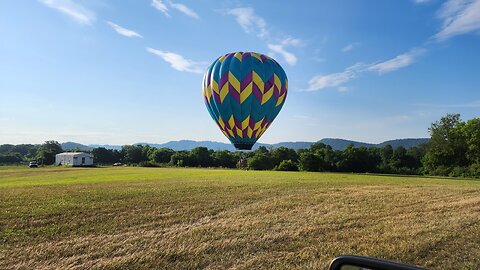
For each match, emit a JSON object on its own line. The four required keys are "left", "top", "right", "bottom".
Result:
{"left": 61, "top": 138, "right": 429, "bottom": 151}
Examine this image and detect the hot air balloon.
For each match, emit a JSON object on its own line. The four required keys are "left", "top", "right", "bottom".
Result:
{"left": 202, "top": 52, "right": 288, "bottom": 150}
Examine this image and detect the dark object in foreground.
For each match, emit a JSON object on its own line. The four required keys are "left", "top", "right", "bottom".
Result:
{"left": 329, "top": 255, "right": 426, "bottom": 270}
{"left": 28, "top": 161, "right": 38, "bottom": 168}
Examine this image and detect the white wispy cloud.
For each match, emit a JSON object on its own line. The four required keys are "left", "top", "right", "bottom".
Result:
{"left": 281, "top": 37, "right": 303, "bottom": 47}
{"left": 226, "top": 7, "right": 268, "bottom": 38}
{"left": 38, "top": 0, "right": 95, "bottom": 25}
{"left": 267, "top": 44, "right": 297, "bottom": 66}
{"left": 308, "top": 49, "right": 425, "bottom": 91}
{"left": 341, "top": 42, "right": 360, "bottom": 52}
{"left": 151, "top": 0, "right": 170, "bottom": 17}
{"left": 267, "top": 38, "right": 302, "bottom": 66}
{"left": 168, "top": 1, "right": 199, "bottom": 19}
{"left": 107, "top": 21, "right": 143, "bottom": 38}
{"left": 226, "top": 7, "right": 304, "bottom": 65}
{"left": 151, "top": 0, "right": 199, "bottom": 19}
{"left": 435, "top": 0, "right": 480, "bottom": 40}
{"left": 308, "top": 63, "right": 367, "bottom": 91}
{"left": 147, "top": 47, "right": 206, "bottom": 74}
{"left": 368, "top": 48, "right": 425, "bottom": 74}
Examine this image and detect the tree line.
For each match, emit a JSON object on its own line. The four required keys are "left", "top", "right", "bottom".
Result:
{"left": 0, "top": 114, "right": 478, "bottom": 178}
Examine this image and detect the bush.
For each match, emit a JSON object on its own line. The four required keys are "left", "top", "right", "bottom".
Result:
{"left": 298, "top": 152, "right": 319, "bottom": 172}
{"left": 467, "top": 163, "right": 480, "bottom": 178}
{"left": 432, "top": 165, "right": 451, "bottom": 176}
{"left": 275, "top": 160, "right": 298, "bottom": 171}
{"left": 212, "top": 150, "right": 237, "bottom": 168}
{"left": 449, "top": 166, "right": 468, "bottom": 177}
{"left": 395, "top": 167, "right": 419, "bottom": 175}
{"left": 139, "top": 161, "right": 158, "bottom": 167}
{"left": 247, "top": 153, "right": 274, "bottom": 170}
{"left": 148, "top": 148, "right": 174, "bottom": 164}
{"left": 170, "top": 151, "right": 192, "bottom": 167}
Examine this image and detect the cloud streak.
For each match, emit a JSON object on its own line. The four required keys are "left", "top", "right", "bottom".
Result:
{"left": 267, "top": 44, "right": 297, "bottom": 66}
{"left": 151, "top": 0, "right": 170, "bottom": 17}
{"left": 308, "top": 49, "right": 424, "bottom": 91}
{"left": 341, "top": 42, "right": 360, "bottom": 52}
{"left": 39, "top": 0, "right": 95, "bottom": 25}
{"left": 151, "top": 0, "right": 199, "bottom": 19}
{"left": 227, "top": 8, "right": 268, "bottom": 38}
{"left": 168, "top": 1, "right": 199, "bottom": 19}
{"left": 368, "top": 48, "right": 425, "bottom": 74}
{"left": 308, "top": 63, "right": 367, "bottom": 91}
{"left": 147, "top": 48, "right": 206, "bottom": 74}
{"left": 226, "top": 8, "right": 303, "bottom": 65}
{"left": 107, "top": 21, "right": 143, "bottom": 38}
{"left": 435, "top": 0, "right": 480, "bottom": 40}
{"left": 267, "top": 38, "right": 302, "bottom": 66}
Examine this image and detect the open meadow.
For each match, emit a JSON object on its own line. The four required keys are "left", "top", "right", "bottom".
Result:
{"left": 0, "top": 166, "right": 479, "bottom": 269}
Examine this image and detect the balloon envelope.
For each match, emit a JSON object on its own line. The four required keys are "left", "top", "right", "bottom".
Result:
{"left": 202, "top": 52, "right": 288, "bottom": 150}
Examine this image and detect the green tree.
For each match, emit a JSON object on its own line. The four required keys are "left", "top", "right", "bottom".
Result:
{"left": 462, "top": 118, "right": 480, "bottom": 164}
{"left": 315, "top": 144, "right": 337, "bottom": 171}
{"left": 379, "top": 145, "right": 394, "bottom": 172}
{"left": 271, "top": 147, "right": 298, "bottom": 166}
{"left": 92, "top": 147, "right": 121, "bottom": 164}
{"left": 337, "top": 145, "right": 379, "bottom": 173}
{"left": 276, "top": 160, "right": 299, "bottom": 171}
{"left": 405, "top": 146, "right": 425, "bottom": 172}
{"left": 170, "top": 151, "right": 192, "bottom": 167}
{"left": 12, "top": 144, "right": 38, "bottom": 157}
{"left": 0, "top": 144, "right": 15, "bottom": 153}
{"left": 122, "top": 145, "right": 148, "bottom": 164}
{"left": 247, "top": 152, "right": 274, "bottom": 170}
{"left": 423, "top": 114, "right": 467, "bottom": 174}
{"left": 0, "top": 153, "right": 23, "bottom": 164}
{"left": 36, "top": 141, "right": 63, "bottom": 165}
{"left": 148, "top": 148, "right": 175, "bottom": 164}
{"left": 298, "top": 152, "right": 319, "bottom": 172}
{"left": 212, "top": 150, "right": 237, "bottom": 168}
{"left": 297, "top": 142, "right": 338, "bottom": 172}
{"left": 190, "top": 147, "right": 213, "bottom": 167}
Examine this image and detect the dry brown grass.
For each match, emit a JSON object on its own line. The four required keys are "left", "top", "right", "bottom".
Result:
{"left": 0, "top": 167, "right": 479, "bottom": 269}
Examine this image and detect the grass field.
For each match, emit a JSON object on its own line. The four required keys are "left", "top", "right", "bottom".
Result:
{"left": 0, "top": 166, "right": 479, "bottom": 269}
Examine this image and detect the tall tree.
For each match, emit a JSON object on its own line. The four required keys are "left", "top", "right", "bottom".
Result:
{"left": 462, "top": 118, "right": 480, "bottom": 164}
{"left": 36, "top": 141, "right": 63, "bottom": 165}
{"left": 92, "top": 147, "right": 121, "bottom": 164}
{"left": 337, "top": 145, "right": 378, "bottom": 173}
{"left": 190, "top": 147, "right": 213, "bottom": 167}
{"left": 122, "top": 145, "right": 148, "bottom": 164}
{"left": 298, "top": 152, "right": 319, "bottom": 172}
{"left": 271, "top": 147, "right": 298, "bottom": 166}
{"left": 423, "top": 114, "right": 467, "bottom": 174}
{"left": 148, "top": 148, "right": 175, "bottom": 164}
{"left": 212, "top": 150, "right": 237, "bottom": 168}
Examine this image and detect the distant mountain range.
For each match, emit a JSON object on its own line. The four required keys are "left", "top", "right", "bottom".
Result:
{"left": 61, "top": 138, "right": 429, "bottom": 152}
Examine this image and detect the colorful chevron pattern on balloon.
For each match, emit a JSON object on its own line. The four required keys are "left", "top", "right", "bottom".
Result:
{"left": 202, "top": 52, "right": 288, "bottom": 150}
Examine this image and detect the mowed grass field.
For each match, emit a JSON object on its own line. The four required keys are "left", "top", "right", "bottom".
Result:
{"left": 0, "top": 167, "right": 479, "bottom": 270}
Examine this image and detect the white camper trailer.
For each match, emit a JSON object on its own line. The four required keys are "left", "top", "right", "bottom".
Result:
{"left": 55, "top": 152, "right": 94, "bottom": 167}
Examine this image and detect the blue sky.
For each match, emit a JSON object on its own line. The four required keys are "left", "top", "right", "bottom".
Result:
{"left": 1, "top": 0, "right": 479, "bottom": 145}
